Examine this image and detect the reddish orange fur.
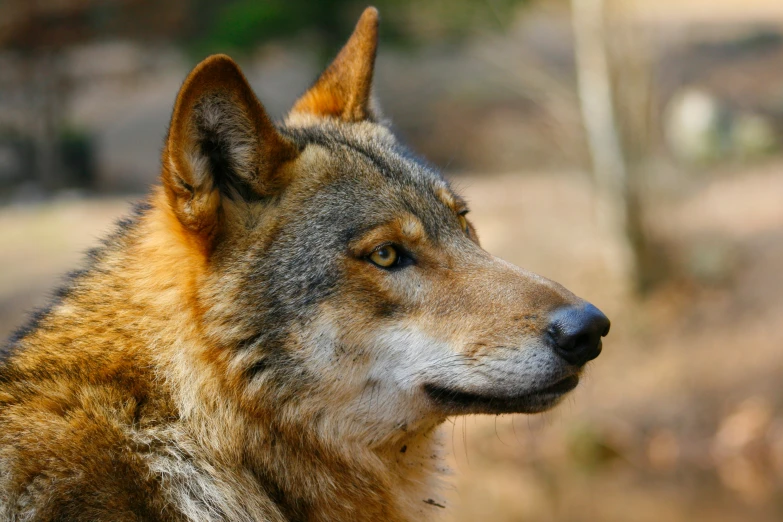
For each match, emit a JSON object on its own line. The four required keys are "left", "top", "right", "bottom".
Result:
{"left": 292, "top": 7, "right": 379, "bottom": 121}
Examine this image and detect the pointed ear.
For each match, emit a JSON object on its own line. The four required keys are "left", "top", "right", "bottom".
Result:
{"left": 291, "top": 7, "right": 380, "bottom": 122}
{"left": 162, "top": 54, "right": 299, "bottom": 240}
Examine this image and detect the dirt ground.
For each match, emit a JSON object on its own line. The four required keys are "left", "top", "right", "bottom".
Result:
{"left": 1, "top": 164, "right": 782, "bottom": 521}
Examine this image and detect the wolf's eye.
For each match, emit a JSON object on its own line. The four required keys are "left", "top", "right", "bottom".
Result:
{"left": 458, "top": 213, "right": 469, "bottom": 235}
{"left": 369, "top": 245, "right": 398, "bottom": 268}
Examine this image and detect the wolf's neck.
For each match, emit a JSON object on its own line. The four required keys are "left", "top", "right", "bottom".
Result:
{"left": 162, "top": 360, "right": 450, "bottom": 520}
{"left": 236, "top": 418, "right": 449, "bottom": 521}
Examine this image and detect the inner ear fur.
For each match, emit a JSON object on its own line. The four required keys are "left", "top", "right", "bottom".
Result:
{"left": 291, "top": 7, "right": 380, "bottom": 122}
{"left": 162, "top": 54, "right": 299, "bottom": 239}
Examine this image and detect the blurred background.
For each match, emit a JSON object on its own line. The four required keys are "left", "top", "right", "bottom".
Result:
{"left": 2, "top": 0, "right": 783, "bottom": 520}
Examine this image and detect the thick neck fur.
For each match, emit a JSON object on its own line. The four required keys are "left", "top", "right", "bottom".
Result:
{"left": 10, "top": 188, "right": 447, "bottom": 521}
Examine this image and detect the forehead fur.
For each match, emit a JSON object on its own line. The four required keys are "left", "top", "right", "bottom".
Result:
{"left": 278, "top": 120, "right": 458, "bottom": 238}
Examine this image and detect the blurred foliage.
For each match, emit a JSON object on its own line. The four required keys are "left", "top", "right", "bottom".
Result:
{"left": 0, "top": 0, "right": 530, "bottom": 58}
{"left": 187, "top": 0, "right": 531, "bottom": 58}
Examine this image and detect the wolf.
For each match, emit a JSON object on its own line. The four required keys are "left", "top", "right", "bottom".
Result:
{"left": 0, "top": 7, "right": 609, "bottom": 521}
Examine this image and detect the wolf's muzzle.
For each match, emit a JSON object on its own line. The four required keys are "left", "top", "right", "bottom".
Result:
{"left": 547, "top": 303, "right": 610, "bottom": 366}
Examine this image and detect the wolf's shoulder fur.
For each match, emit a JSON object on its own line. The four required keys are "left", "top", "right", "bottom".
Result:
{"left": 0, "top": 6, "right": 608, "bottom": 521}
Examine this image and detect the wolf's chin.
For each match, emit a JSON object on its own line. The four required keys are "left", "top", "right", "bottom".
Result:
{"left": 422, "top": 375, "right": 579, "bottom": 415}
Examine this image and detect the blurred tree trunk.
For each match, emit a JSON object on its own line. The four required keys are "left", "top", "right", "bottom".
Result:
{"left": 571, "top": 0, "right": 657, "bottom": 293}
{"left": 31, "top": 51, "right": 67, "bottom": 191}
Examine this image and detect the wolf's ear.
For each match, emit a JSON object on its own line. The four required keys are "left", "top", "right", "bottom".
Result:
{"left": 290, "top": 7, "right": 380, "bottom": 122}
{"left": 162, "top": 54, "right": 299, "bottom": 239}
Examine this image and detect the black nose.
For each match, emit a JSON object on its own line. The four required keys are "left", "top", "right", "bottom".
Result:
{"left": 548, "top": 303, "right": 610, "bottom": 366}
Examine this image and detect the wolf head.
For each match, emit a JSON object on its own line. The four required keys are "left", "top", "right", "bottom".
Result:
{"left": 159, "top": 7, "right": 609, "bottom": 447}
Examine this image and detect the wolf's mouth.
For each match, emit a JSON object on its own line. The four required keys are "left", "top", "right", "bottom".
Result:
{"left": 423, "top": 375, "right": 579, "bottom": 415}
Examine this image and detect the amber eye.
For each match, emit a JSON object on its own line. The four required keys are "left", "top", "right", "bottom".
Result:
{"left": 458, "top": 213, "right": 469, "bottom": 234}
{"left": 369, "top": 245, "right": 399, "bottom": 268}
